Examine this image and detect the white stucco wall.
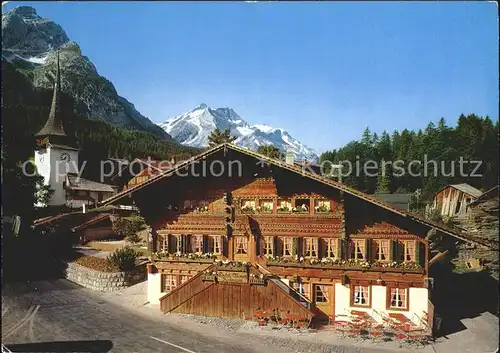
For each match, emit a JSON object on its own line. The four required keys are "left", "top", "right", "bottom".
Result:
{"left": 333, "top": 283, "right": 428, "bottom": 324}
{"left": 147, "top": 272, "right": 166, "bottom": 305}
{"left": 34, "top": 146, "right": 80, "bottom": 206}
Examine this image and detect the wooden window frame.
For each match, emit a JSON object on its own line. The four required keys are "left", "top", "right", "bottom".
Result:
{"left": 262, "top": 236, "right": 274, "bottom": 256}
{"left": 179, "top": 275, "right": 191, "bottom": 285}
{"left": 280, "top": 237, "right": 294, "bottom": 257}
{"left": 323, "top": 238, "right": 339, "bottom": 259}
{"left": 191, "top": 235, "right": 203, "bottom": 253}
{"left": 259, "top": 199, "right": 274, "bottom": 213}
{"left": 161, "top": 274, "right": 177, "bottom": 293}
{"left": 303, "top": 237, "right": 319, "bottom": 258}
{"left": 235, "top": 236, "right": 248, "bottom": 254}
{"left": 313, "top": 284, "right": 330, "bottom": 303}
{"left": 373, "top": 239, "right": 390, "bottom": 262}
{"left": 349, "top": 239, "right": 366, "bottom": 261}
{"left": 395, "top": 240, "right": 416, "bottom": 262}
{"left": 161, "top": 234, "right": 169, "bottom": 252}
{"left": 208, "top": 235, "right": 222, "bottom": 255}
{"left": 350, "top": 284, "right": 372, "bottom": 308}
{"left": 386, "top": 287, "right": 409, "bottom": 311}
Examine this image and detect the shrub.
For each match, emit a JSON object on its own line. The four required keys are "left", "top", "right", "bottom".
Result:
{"left": 107, "top": 247, "right": 138, "bottom": 271}
{"left": 76, "top": 255, "right": 118, "bottom": 272}
{"left": 111, "top": 216, "right": 145, "bottom": 244}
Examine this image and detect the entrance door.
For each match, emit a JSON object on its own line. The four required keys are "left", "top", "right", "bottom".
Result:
{"left": 313, "top": 284, "right": 334, "bottom": 319}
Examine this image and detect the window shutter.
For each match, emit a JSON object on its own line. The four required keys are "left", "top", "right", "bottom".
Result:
{"left": 181, "top": 235, "right": 186, "bottom": 253}
{"left": 168, "top": 235, "right": 173, "bottom": 253}
{"left": 315, "top": 238, "right": 320, "bottom": 258}
{"left": 392, "top": 240, "right": 399, "bottom": 262}
{"left": 222, "top": 237, "right": 228, "bottom": 256}
{"left": 336, "top": 238, "right": 342, "bottom": 259}
{"left": 202, "top": 235, "right": 208, "bottom": 253}
{"left": 292, "top": 237, "right": 299, "bottom": 256}
{"left": 365, "top": 239, "right": 371, "bottom": 261}
{"left": 273, "top": 236, "right": 278, "bottom": 256}
{"left": 415, "top": 241, "right": 422, "bottom": 265}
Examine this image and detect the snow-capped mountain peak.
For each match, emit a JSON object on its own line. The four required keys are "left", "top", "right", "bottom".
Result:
{"left": 160, "top": 105, "right": 319, "bottom": 161}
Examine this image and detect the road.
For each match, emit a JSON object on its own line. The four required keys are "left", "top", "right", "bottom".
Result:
{"left": 1, "top": 279, "right": 275, "bottom": 353}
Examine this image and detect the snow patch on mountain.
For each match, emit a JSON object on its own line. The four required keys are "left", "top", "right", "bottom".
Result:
{"left": 160, "top": 104, "right": 319, "bottom": 161}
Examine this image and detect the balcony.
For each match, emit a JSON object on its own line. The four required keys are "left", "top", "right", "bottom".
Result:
{"left": 264, "top": 256, "right": 424, "bottom": 274}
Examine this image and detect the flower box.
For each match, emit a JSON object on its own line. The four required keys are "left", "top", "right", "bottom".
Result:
{"left": 265, "top": 258, "right": 424, "bottom": 273}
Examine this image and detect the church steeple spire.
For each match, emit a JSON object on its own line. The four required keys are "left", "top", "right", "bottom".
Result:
{"left": 36, "top": 50, "right": 67, "bottom": 139}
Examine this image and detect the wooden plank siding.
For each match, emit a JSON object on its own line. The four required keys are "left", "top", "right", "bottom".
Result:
{"left": 160, "top": 266, "right": 214, "bottom": 313}
{"left": 168, "top": 280, "right": 313, "bottom": 319}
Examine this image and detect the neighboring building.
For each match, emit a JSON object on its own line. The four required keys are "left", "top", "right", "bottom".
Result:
{"left": 430, "top": 184, "right": 482, "bottom": 218}
{"left": 102, "top": 143, "right": 484, "bottom": 332}
{"left": 373, "top": 194, "right": 412, "bottom": 211}
{"left": 34, "top": 51, "right": 115, "bottom": 209}
{"left": 452, "top": 186, "right": 499, "bottom": 280}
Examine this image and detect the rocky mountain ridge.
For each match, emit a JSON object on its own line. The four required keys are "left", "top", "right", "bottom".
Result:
{"left": 2, "top": 6, "right": 171, "bottom": 140}
{"left": 161, "top": 104, "right": 319, "bottom": 161}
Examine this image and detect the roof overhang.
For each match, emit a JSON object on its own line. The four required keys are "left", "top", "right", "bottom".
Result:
{"left": 100, "top": 143, "right": 491, "bottom": 249}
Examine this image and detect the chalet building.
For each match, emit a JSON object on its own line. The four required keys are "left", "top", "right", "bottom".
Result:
{"left": 34, "top": 51, "right": 115, "bottom": 209}
{"left": 101, "top": 143, "right": 484, "bottom": 331}
{"left": 430, "top": 184, "right": 482, "bottom": 218}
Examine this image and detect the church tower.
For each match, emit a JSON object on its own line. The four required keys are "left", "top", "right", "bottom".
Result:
{"left": 34, "top": 50, "right": 80, "bottom": 207}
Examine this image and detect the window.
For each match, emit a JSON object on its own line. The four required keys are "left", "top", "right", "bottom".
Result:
{"left": 170, "top": 235, "right": 182, "bottom": 253}
{"left": 241, "top": 199, "right": 256, "bottom": 212}
{"left": 396, "top": 240, "right": 416, "bottom": 262}
{"left": 262, "top": 236, "right": 274, "bottom": 255}
{"left": 180, "top": 275, "right": 192, "bottom": 285}
{"left": 303, "top": 237, "right": 318, "bottom": 257}
{"left": 323, "top": 238, "right": 338, "bottom": 259}
{"left": 352, "top": 285, "right": 370, "bottom": 307}
{"left": 191, "top": 235, "right": 203, "bottom": 253}
{"left": 161, "top": 234, "right": 169, "bottom": 252}
{"left": 293, "top": 282, "right": 310, "bottom": 300}
{"left": 162, "top": 274, "right": 177, "bottom": 292}
{"left": 279, "top": 237, "right": 294, "bottom": 256}
{"left": 259, "top": 199, "right": 274, "bottom": 213}
{"left": 206, "top": 235, "right": 222, "bottom": 255}
{"left": 388, "top": 288, "right": 408, "bottom": 310}
{"left": 277, "top": 199, "right": 291, "bottom": 212}
{"left": 235, "top": 236, "right": 248, "bottom": 254}
{"left": 295, "top": 199, "right": 310, "bottom": 213}
{"left": 314, "top": 285, "right": 330, "bottom": 303}
{"left": 315, "top": 199, "right": 331, "bottom": 212}
{"left": 349, "top": 239, "right": 366, "bottom": 260}
{"left": 373, "top": 239, "right": 390, "bottom": 261}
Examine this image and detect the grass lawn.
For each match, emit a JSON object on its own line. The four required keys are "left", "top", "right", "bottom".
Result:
{"left": 87, "top": 240, "right": 149, "bottom": 257}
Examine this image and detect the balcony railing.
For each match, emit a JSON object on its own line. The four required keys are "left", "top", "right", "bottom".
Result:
{"left": 264, "top": 257, "right": 424, "bottom": 274}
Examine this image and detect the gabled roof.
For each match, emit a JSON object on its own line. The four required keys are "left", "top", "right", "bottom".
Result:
{"left": 66, "top": 173, "right": 115, "bottom": 193}
{"left": 101, "top": 143, "right": 490, "bottom": 248}
{"left": 439, "top": 183, "right": 483, "bottom": 198}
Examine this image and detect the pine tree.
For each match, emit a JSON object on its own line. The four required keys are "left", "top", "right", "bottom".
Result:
{"left": 257, "top": 145, "right": 284, "bottom": 160}
{"left": 207, "top": 128, "right": 236, "bottom": 147}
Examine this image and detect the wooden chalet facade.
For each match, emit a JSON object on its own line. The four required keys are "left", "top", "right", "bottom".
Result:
{"left": 430, "top": 183, "right": 483, "bottom": 218}
{"left": 102, "top": 144, "right": 478, "bottom": 331}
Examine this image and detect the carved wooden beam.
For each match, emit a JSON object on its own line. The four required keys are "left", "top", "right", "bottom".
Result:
{"left": 429, "top": 250, "right": 449, "bottom": 266}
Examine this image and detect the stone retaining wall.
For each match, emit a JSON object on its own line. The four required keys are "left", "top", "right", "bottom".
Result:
{"left": 64, "top": 261, "right": 147, "bottom": 292}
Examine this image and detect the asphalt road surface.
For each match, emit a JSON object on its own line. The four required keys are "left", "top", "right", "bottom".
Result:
{"left": 1, "top": 279, "right": 266, "bottom": 353}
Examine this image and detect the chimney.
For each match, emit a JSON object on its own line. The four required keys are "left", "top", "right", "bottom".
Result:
{"left": 285, "top": 151, "right": 294, "bottom": 165}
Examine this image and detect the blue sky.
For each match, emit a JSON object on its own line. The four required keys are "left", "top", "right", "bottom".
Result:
{"left": 3, "top": 2, "right": 498, "bottom": 153}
